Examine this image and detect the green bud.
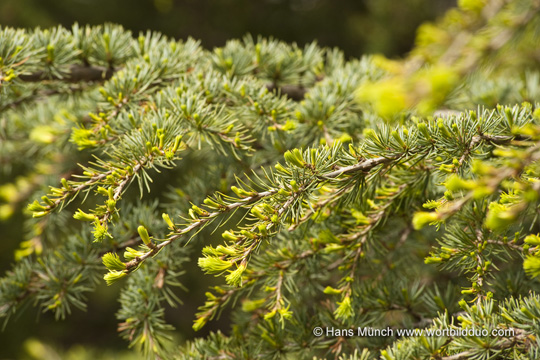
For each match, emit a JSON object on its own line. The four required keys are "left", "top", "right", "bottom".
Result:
{"left": 158, "top": 134, "right": 165, "bottom": 149}
{"left": 363, "top": 128, "right": 379, "bottom": 142}
{"left": 322, "top": 243, "right": 345, "bottom": 253}
{"left": 251, "top": 206, "right": 267, "bottom": 221}
{"left": 323, "top": 286, "right": 343, "bottom": 295}
{"left": 124, "top": 247, "right": 145, "bottom": 261}
{"left": 283, "top": 120, "right": 296, "bottom": 131}
{"left": 46, "top": 44, "right": 55, "bottom": 61}
{"left": 274, "top": 163, "right": 290, "bottom": 174}
{"left": 334, "top": 295, "right": 354, "bottom": 319}
{"left": 162, "top": 213, "right": 175, "bottom": 229}
{"left": 216, "top": 245, "right": 236, "bottom": 255}
{"left": 264, "top": 309, "right": 277, "bottom": 321}
{"left": 138, "top": 35, "right": 145, "bottom": 49}
{"left": 258, "top": 224, "right": 268, "bottom": 236}
{"left": 191, "top": 205, "right": 206, "bottom": 216}
{"left": 192, "top": 316, "right": 208, "bottom": 332}
{"left": 41, "top": 196, "right": 54, "bottom": 207}
{"left": 436, "top": 119, "right": 451, "bottom": 138}
{"left": 102, "top": 32, "right": 110, "bottom": 46}
{"left": 524, "top": 254, "right": 540, "bottom": 278}
{"left": 485, "top": 202, "right": 516, "bottom": 231}
{"left": 412, "top": 211, "right": 439, "bottom": 230}
{"left": 198, "top": 256, "right": 233, "bottom": 274}
{"left": 504, "top": 108, "right": 514, "bottom": 127}
{"left": 49, "top": 186, "right": 64, "bottom": 196}
{"left": 61, "top": 178, "right": 70, "bottom": 190}
{"left": 231, "top": 186, "right": 253, "bottom": 198}
{"left": 278, "top": 188, "right": 291, "bottom": 196}
{"left": 261, "top": 203, "right": 273, "bottom": 213}
{"left": 241, "top": 230, "right": 256, "bottom": 239}
{"left": 439, "top": 164, "right": 455, "bottom": 173}
{"left": 222, "top": 230, "right": 239, "bottom": 242}
{"left": 73, "top": 209, "right": 96, "bottom": 222}
{"left": 96, "top": 187, "right": 108, "bottom": 197}
{"left": 226, "top": 264, "right": 246, "bottom": 287}
{"left": 145, "top": 141, "right": 153, "bottom": 154}
{"left": 290, "top": 180, "right": 299, "bottom": 192}
{"left": 391, "top": 130, "right": 407, "bottom": 149}
{"left": 255, "top": 43, "right": 262, "bottom": 61}
{"left": 28, "top": 200, "right": 47, "bottom": 212}
{"left": 524, "top": 234, "right": 540, "bottom": 246}
{"left": 203, "top": 197, "right": 221, "bottom": 209}
{"left": 137, "top": 225, "right": 152, "bottom": 246}
{"left": 284, "top": 149, "right": 304, "bottom": 168}
{"left": 172, "top": 135, "right": 183, "bottom": 152}
{"left": 107, "top": 199, "right": 116, "bottom": 212}
{"left": 102, "top": 252, "right": 126, "bottom": 271}
{"left": 92, "top": 220, "right": 112, "bottom": 242}
{"left": 351, "top": 209, "right": 370, "bottom": 225}
{"left": 32, "top": 211, "right": 49, "bottom": 218}
{"left": 445, "top": 175, "right": 476, "bottom": 191}
{"left": 424, "top": 257, "right": 444, "bottom": 264}
{"left": 242, "top": 299, "right": 266, "bottom": 312}
{"left": 381, "top": 350, "right": 392, "bottom": 360}
{"left": 103, "top": 270, "right": 127, "bottom": 286}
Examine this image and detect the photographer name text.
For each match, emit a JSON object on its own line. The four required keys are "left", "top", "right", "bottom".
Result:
{"left": 312, "top": 326, "right": 515, "bottom": 338}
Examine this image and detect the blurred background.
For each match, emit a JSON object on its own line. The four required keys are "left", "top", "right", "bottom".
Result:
{"left": 0, "top": 0, "right": 455, "bottom": 358}
{"left": 0, "top": 0, "right": 455, "bottom": 58}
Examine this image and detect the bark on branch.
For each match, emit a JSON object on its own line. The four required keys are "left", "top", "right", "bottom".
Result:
{"left": 19, "top": 64, "right": 114, "bottom": 83}
{"left": 266, "top": 83, "right": 307, "bottom": 101}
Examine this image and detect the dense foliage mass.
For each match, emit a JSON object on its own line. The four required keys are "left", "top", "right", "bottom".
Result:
{"left": 2, "top": 0, "right": 540, "bottom": 359}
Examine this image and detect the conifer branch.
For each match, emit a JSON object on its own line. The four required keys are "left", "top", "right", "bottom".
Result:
{"left": 3, "top": 11, "right": 540, "bottom": 358}
{"left": 18, "top": 64, "right": 114, "bottom": 82}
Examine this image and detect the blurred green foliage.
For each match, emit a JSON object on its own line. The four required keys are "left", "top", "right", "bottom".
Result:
{"left": 0, "top": 0, "right": 455, "bottom": 58}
